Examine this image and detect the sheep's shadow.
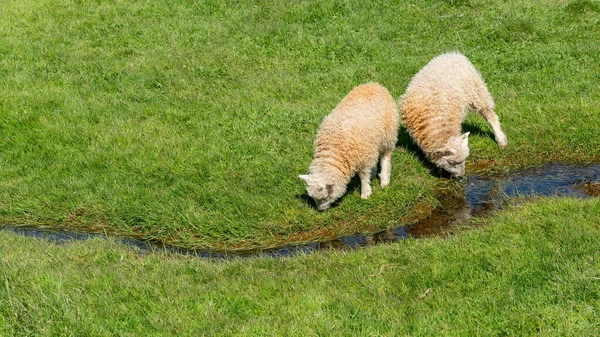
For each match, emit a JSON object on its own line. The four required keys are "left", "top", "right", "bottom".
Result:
{"left": 297, "top": 192, "right": 319, "bottom": 210}
{"left": 396, "top": 127, "right": 452, "bottom": 178}
{"left": 462, "top": 121, "right": 496, "bottom": 141}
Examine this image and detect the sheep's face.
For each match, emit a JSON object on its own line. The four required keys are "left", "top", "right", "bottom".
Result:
{"left": 432, "top": 132, "right": 470, "bottom": 178}
{"left": 298, "top": 174, "right": 345, "bottom": 211}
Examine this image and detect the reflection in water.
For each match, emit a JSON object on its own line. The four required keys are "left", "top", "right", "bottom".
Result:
{"left": 2, "top": 162, "right": 600, "bottom": 259}
{"left": 410, "top": 162, "right": 600, "bottom": 237}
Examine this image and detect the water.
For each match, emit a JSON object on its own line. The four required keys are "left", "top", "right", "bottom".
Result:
{"left": 410, "top": 162, "right": 600, "bottom": 236}
{"left": 2, "top": 162, "right": 599, "bottom": 259}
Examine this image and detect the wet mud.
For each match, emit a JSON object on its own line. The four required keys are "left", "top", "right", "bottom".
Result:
{"left": 2, "top": 162, "right": 600, "bottom": 259}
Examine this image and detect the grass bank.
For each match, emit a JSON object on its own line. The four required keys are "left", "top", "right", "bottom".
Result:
{"left": 1, "top": 198, "right": 599, "bottom": 335}
{"left": 1, "top": 0, "right": 599, "bottom": 249}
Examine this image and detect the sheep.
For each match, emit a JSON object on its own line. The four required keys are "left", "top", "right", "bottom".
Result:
{"left": 299, "top": 82, "right": 399, "bottom": 211}
{"left": 399, "top": 52, "right": 508, "bottom": 177}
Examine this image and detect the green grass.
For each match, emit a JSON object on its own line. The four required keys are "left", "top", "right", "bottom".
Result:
{"left": 1, "top": 197, "right": 599, "bottom": 335}
{"left": 2, "top": 0, "right": 600, "bottom": 334}
{"left": 1, "top": 0, "right": 599, "bottom": 248}
{"left": 2, "top": 1, "right": 599, "bottom": 334}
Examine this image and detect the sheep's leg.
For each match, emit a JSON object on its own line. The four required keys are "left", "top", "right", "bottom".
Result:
{"left": 358, "top": 167, "right": 373, "bottom": 199}
{"left": 379, "top": 150, "right": 392, "bottom": 188}
{"left": 479, "top": 108, "right": 508, "bottom": 149}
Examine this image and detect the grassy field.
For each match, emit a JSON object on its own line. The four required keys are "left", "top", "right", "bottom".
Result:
{"left": 1, "top": 0, "right": 599, "bottom": 249}
{"left": 1, "top": 198, "right": 599, "bottom": 335}
{"left": 0, "top": 1, "right": 600, "bottom": 333}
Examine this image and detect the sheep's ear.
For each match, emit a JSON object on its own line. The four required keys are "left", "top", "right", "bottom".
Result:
{"left": 326, "top": 184, "right": 333, "bottom": 196}
{"left": 298, "top": 174, "right": 311, "bottom": 184}
{"left": 461, "top": 132, "right": 470, "bottom": 146}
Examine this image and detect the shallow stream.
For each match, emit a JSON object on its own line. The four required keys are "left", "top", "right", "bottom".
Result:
{"left": 3, "top": 162, "right": 599, "bottom": 259}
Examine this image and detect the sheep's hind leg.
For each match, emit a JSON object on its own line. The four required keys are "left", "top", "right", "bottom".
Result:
{"left": 479, "top": 108, "right": 508, "bottom": 149}
{"left": 358, "top": 167, "right": 373, "bottom": 199}
{"left": 379, "top": 150, "right": 392, "bottom": 188}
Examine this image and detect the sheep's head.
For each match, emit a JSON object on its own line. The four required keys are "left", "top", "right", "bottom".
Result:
{"left": 431, "top": 132, "right": 470, "bottom": 178}
{"left": 298, "top": 174, "right": 345, "bottom": 211}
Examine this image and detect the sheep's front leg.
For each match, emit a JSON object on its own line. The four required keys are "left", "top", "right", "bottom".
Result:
{"left": 379, "top": 150, "right": 392, "bottom": 188}
{"left": 358, "top": 167, "right": 373, "bottom": 199}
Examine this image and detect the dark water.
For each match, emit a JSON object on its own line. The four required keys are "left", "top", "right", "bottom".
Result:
{"left": 409, "top": 162, "right": 600, "bottom": 236}
{"left": 2, "top": 162, "right": 599, "bottom": 259}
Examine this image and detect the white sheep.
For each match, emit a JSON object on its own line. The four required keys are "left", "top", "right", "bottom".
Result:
{"left": 299, "top": 82, "right": 399, "bottom": 211}
{"left": 399, "top": 52, "right": 508, "bottom": 177}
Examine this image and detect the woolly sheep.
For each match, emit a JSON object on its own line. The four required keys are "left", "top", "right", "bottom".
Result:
{"left": 299, "top": 82, "right": 399, "bottom": 211}
{"left": 399, "top": 52, "right": 508, "bottom": 177}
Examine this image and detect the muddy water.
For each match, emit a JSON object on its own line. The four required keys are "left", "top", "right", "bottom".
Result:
{"left": 2, "top": 162, "right": 600, "bottom": 259}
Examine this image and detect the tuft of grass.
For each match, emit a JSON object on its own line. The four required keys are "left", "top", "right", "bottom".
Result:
{"left": 0, "top": 0, "right": 599, "bottom": 249}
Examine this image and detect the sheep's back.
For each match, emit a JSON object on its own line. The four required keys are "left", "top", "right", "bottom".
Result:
{"left": 314, "top": 83, "right": 398, "bottom": 172}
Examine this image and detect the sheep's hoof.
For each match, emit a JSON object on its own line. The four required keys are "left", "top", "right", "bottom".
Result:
{"left": 379, "top": 175, "right": 390, "bottom": 188}
{"left": 497, "top": 136, "right": 508, "bottom": 149}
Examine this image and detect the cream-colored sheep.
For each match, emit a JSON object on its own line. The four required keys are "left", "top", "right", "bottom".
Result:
{"left": 299, "top": 82, "right": 399, "bottom": 211}
{"left": 399, "top": 52, "right": 508, "bottom": 177}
